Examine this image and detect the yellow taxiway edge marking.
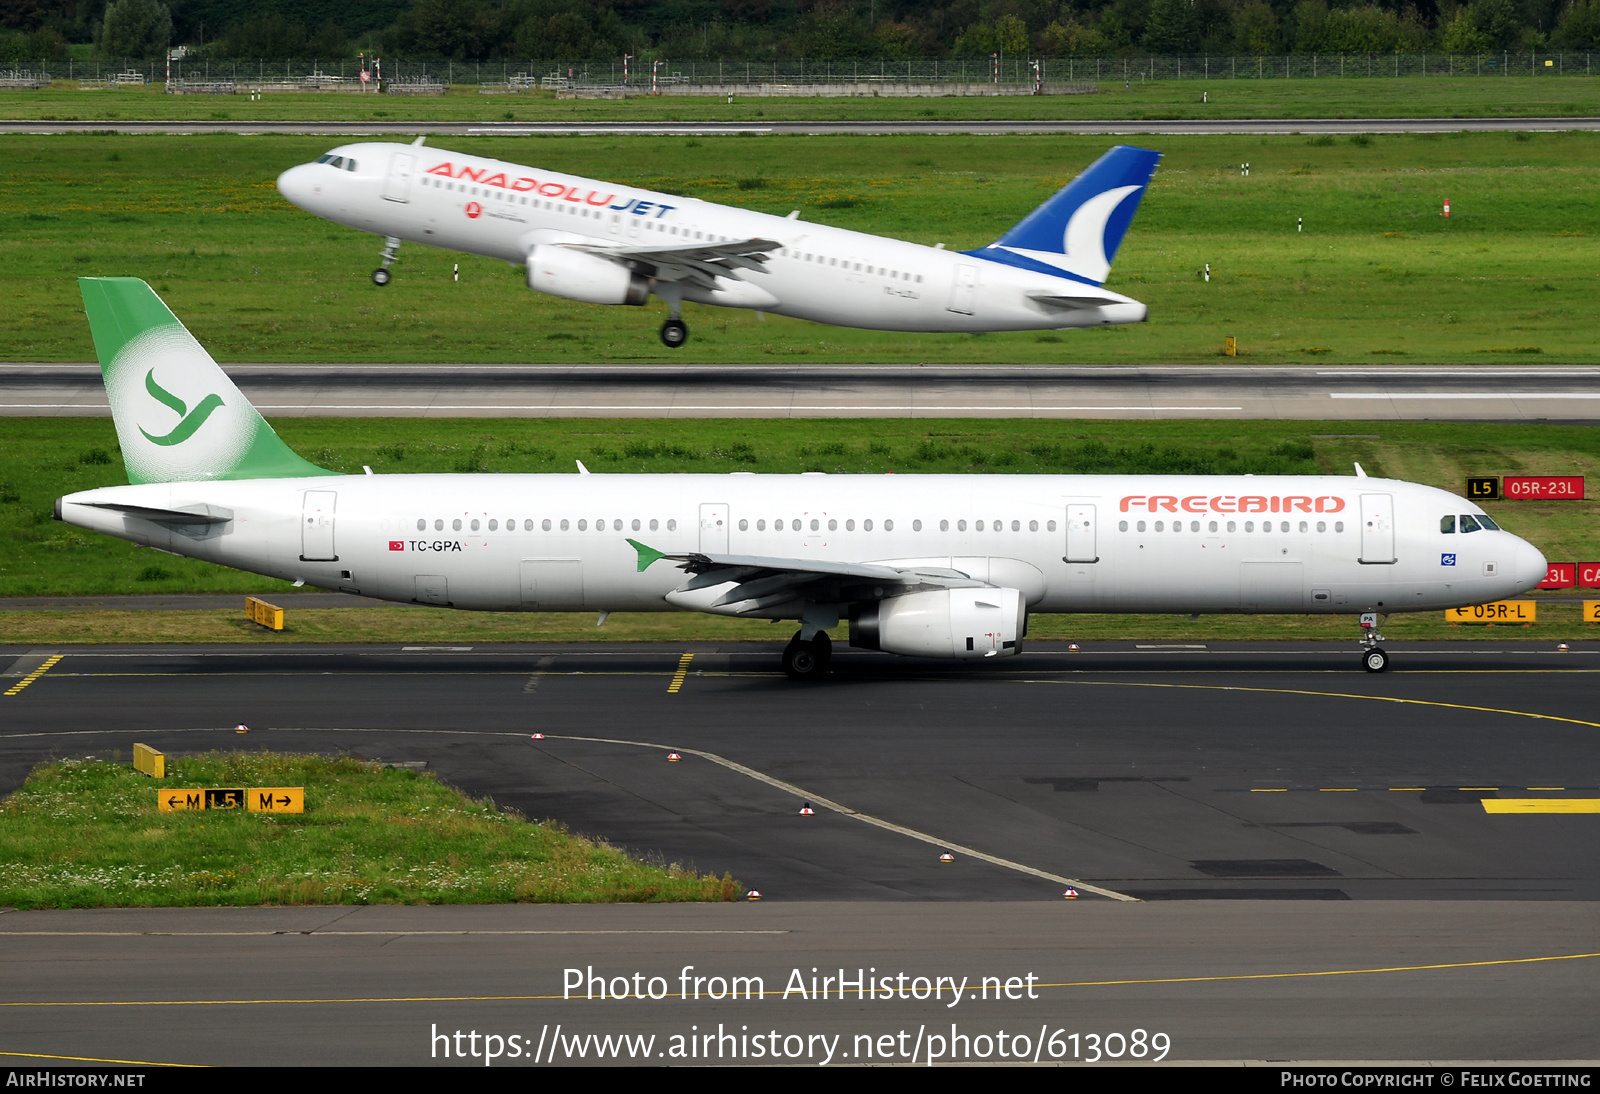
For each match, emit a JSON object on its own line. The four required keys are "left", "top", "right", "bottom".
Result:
{"left": 1483, "top": 799, "right": 1600, "bottom": 814}
{"left": 1028, "top": 678, "right": 1600, "bottom": 731}
{"left": 1390, "top": 787, "right": 1428, "bottom": 791}
{"left": 1250, "top": 788, "right": 1287, "bottom": 792}
{"left": 665, "top": 652, "right": 694, "bottom": 694}
{"left": 4, "top": 655, "right": 63, "bottom": 697}
{"left": 1319, "top": 788, "right": 1359, "bottom": 792}
{"left": 6, "top": 951, "right": 1597, "bottom": 1008}
{"left": 0, "top": 1049, "right": 202, "bottom": 1067}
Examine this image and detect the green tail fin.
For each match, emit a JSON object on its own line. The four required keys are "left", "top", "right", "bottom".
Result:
{"left": 79, "top": 277, "right": 335, "bottom": 484}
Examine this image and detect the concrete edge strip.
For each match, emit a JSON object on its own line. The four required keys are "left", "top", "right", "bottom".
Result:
{"left": 546, "top": 732, "right": 1138, "bottom": 903}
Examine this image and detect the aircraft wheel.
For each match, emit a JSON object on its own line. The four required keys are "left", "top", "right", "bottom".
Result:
{"left": 371, "top": 268, "right": 392, "bottom": 286}
{"left": 783, "top": 631, "right": 827, "bottom": 680}
{"left": 1362, "top": 647, "right": 1389, "bottom": 674}
{"left": 660, "top": 319, "right": 688, "bottom": 348}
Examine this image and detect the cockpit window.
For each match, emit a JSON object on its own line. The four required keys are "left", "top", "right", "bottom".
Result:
{"left": 316, "top": 154, "right": 334, "bottom": 164}
{"left": 345, "top": 158, "right": 358, "bottom": 172}
{"left": 1476, "top": 513, "right": 1499, "bottom": 531}
{"left": 328, "top": 156, "right": 344, "bottom": 169}
{"left": 1440, "top": 515, "right": 1456, "bottom": 534}
{"left": 1459, "top": 514, "right": 1482, "bottom": 533}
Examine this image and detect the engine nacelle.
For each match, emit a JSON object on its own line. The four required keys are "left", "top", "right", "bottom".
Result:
{"left": 525, "top": 245, "right": 649, "bottom": 306}
{"left": 849, "top": 587, "right": 1026, "bottom": 660}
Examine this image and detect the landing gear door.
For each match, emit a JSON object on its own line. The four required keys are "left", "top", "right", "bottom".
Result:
{"left": 947, "top": 264, "right": 978, "bottom": 315}
{"left": 1360, "top": 493, "right": 1396, "bottom": 564}
{"left": 699, "top": 503, "right": 729, "bottom": 554}
{"left": 1065, "top": 504, "right": 1098, "bottom": 563}
{"left": 300, "top": 490, "right": 337, "bottom": 561}
{"left": 383, "top": 152, "right": 414, "bottom": 203}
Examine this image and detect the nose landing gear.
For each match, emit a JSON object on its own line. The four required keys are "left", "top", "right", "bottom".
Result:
{"left": 1359, "top": 611, "right": 1389, "bottom": 672}
{"left": 371, "top": 236, "right": 401, "bottom": 286}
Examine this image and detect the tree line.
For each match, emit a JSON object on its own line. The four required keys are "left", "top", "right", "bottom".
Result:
{"left": 4, "top": 0, "right": 1599, "bottom": 65}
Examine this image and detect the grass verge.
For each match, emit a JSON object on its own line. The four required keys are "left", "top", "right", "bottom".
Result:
{"left": 0, "top": 752, "right": 740, "bottom": 908}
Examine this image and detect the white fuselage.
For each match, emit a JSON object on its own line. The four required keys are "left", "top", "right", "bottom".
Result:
{"left": 60, "top": 474, "right": 1547, "bottom": 618}
{"left": 275, "top": 142, "right": 1147, "bottom": 333}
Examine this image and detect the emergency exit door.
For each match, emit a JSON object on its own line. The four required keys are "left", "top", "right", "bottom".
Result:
{"left": 1065, "top": 504, "right": 1098, "bottom": 563}
{"left": 383, "top": 152, "right": 413, "bottom": 202}
{"left": 699, "top": 503, "right": 729, "bottom": 553}
{"left": 947, "top": 264, "right": 978, "bottom": 315}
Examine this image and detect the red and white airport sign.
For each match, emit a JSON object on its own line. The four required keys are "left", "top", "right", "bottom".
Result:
{"left": 1578, "top": 563, "right": 1600, "bottom": 589}
{"left": 1504, "top": 476, "right": 1584, "bottom": 500}
{"left": 1538, "top": 563, "right": 1576, "bottom": 589}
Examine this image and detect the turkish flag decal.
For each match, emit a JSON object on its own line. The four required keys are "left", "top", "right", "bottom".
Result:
{"left": 388, "top": 540, "right": 404, "bottom": 551}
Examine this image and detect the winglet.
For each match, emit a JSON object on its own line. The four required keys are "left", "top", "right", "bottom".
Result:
{"left": 628, "top": 538, "right": 668, "bottom": 572}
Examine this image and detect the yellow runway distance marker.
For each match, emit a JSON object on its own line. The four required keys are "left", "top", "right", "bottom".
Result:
{"left": 5, "top": 655, "right": 63, "bottom": 697}
{"left": 1483, "top": 799, "right": 1600, "bottom": 814}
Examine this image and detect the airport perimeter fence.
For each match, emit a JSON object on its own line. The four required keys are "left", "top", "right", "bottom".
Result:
{"left": 16, "top": 53, "right": 1600, "bottom": 91}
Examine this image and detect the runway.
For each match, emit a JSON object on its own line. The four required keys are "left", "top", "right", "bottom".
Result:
{"left": 4, "top": 117, "right": 1599, "bottom": 137}
{"left": 3, "top": 639, "right": 1600, "bottom": 1065}
{"left": 7, "top": 363, "right": 1600, "bottom": 419}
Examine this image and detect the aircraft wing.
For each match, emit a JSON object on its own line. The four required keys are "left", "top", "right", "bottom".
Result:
{"left": 570, "top": 238, "right": 779, "bottom": 290}
{"left": 629, "top": 539, "right": 986, "bottom": 613}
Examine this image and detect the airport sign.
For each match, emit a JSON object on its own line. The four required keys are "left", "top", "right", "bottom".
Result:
{"left": 1445, "top": 600, "right": 1536, "bottom": 623}
{"left": 1585, "top": 601, "right": 1600, "bottom": 624}
{"left": 157, "top": 787, "right": 303, "bottom": 812}
{"left": 1503, "top": 475, "right": 1584, "bottom": 500}
{"left": 1579, "top": 563, "right": 1600, "bottom": 588}
{"left": 1538, "top": 563, "right": 1576, "bottom": 589}
{"left": 1465, "top": 477, "right": 1499, "bottom": 500}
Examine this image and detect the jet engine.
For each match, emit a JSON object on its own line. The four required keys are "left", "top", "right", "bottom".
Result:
{"left": 525, "top": 245, "right": 649, "bottom": 306}
{"left": 849, "top": 587, "right": 1026, "bottom": 659}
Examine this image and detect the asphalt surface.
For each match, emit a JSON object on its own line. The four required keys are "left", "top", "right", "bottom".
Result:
{"left": 9, "top": 363, "right": 1600, "bottom": 420}
{"left": 5, "top": 639, "right": 1599, "bottom": 1065}
{"left": 4, "top": 117, "right": 1599, "bottom": 137}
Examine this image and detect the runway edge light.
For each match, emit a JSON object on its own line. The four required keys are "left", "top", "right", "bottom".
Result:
{"left": 799, "top": 802, "right": 815, "bottom": 816}
{"left": 939, "top": 852, "right": 955, "bottom": 864}
{"left": 746, "top": 889, "right": 762, "bottom": 901}
{"left": 1064, "top": 887, "right": 1079, "bottom": 899}
{"left": 667, "top": 752, "right": 681, "bottom": 762}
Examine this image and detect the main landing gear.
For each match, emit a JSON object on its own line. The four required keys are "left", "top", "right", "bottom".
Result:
{"left": 1359, "top": 612, "right": 1389, "bottom": 673}
{"left": 782, "top": 629, "right": 832, "bottom": 680}
{"left": 371, "top": 236, "right": 401, "bottom": 286}
{"left": 660, "top": 318, "right": 688, "bottom": 348}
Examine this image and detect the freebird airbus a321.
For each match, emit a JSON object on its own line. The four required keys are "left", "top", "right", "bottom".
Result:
{"left": 275, "top": 142, "right": 1159, "bottom": 348}
{"left": 58, "top": 278, "right": 1548, "bottom": 677}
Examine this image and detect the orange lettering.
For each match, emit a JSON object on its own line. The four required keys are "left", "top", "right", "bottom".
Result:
{"left": 1182, "top": 496, "right": 1208, "bottom": 513}
{"left": 1240, "top": 496, "right": 1269, "bottom": 513}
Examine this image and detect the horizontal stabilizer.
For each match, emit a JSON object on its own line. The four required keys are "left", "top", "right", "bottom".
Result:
{"left": 80, "top": 501, "right": 234, "bottom": 525}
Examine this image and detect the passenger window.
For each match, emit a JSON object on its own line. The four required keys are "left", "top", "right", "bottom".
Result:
{"left": 957, "top": 520, "right": 967, "bottom": 531}
{"left": 633, "top": 519, "right": 641, "bottom": 531}
{"left": 1208, "top": 521, "right": 1217, "bottom": 532}
{"left": 560, "top": 519, "right": 570, "bottom": 531}
{"left": 738, "top": 519, "right": 748, "bottom": 531}
{"left": 449, "top": 518, "right": 461, "bottom": 531}
{"left": 667, "top": 519, "right": 676, "bottom": 531}
{"left": 1047, "top": 520, "right": 1056, "bottom": 532}
{"left": 940, "top": 520, "right": 949, "bottom": 531}
{"left": 1119, "top": 520, "right": 1129, "bottom": 532}
{"left": 1191, "top": 521, "right": 1201, "bottom": 532}
{"left": 471, "top": 519, "right": 480, "bottom": 531}
{"left": 1154, "top": 521, "right": 1164, "bottom": 532}
{"left": 1029, "top": 520, "right": 1038, "bottom": 532}
{"left": 757, "top": 519, "right": 766, "bottom": 531}
{"left": 578, "top": 519, "right": 587, "bottom": 531}
{"left": 846, "top": 519, "right": 856, "bottom": 531}
{"left": 1136, "top": 521, "right": 1146, "bottom": 532}
{"left": 885, "top": 519, "right": 894, "bottom": 531}
{"left": 1316, "top": 521, "right": 1326, "bottom": 533}
{"left": 828, "top": 519, "right": 837, "bottom": 531}
{"left": 976, "top": 520, "right": 985, "bottom": 531}
{"left": 809, "top": 519, "right": 819, "bottom": 531}
{"left": 1279, "top": 521, "right": 1289, "bottom": 533}
{"left": 488, "top": 519, "right": 497, "bottom": 531}
{"left": 1227, "top": 521, "right": 1236, "bottom": 532}
{"left": 542, "top": 519, "right": 551, "bottom": 531}
{"left": 649, "top": 519, "right": 659, "bottom": 531}
{"left": 1298, "top": 521, "right": 1308, "bottom": 533}
{"left": 1011, "top": 520, "right": 1021, "bottom": 532}
{"left": 1335, "top": 521, "right": 1344, "bottom": 532}
{"left": 1459, "top": 514, "right": 1481, "bottom": 533}
{"left": 864, "top": 519, "right": 874, "bottom": 531}
{"left": 913, "top": 520, "right": 922, "bottom": 531}
{"left": 416, "top": 518, "right": 425, "bottom": 531}
{"left": 1245, "top": 521, "right": 1255, "bottom": 532}
{"left": 434, "top": 519, "right": 443, "bottom": 531}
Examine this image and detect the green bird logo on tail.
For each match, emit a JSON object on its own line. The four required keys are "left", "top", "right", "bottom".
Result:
{"left": 139, "top": 369, "right": 226, "bottom": 447}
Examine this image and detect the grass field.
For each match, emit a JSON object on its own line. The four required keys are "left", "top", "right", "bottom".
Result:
{"left": 3, "top": 417, "right": 1593, "bottom": 616}
{"left": 0, "top": 752, "right": 739, "bottom": 908}
{"left": 6, "top": 76, "right": 1600, "bottom": 122}
{"left": 2, "top": 130, "right": 1597, "bottom": 364}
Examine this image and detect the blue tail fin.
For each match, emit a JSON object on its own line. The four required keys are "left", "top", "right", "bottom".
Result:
{"left": 965, "top": 146, "right": 1161, "bottom": 285}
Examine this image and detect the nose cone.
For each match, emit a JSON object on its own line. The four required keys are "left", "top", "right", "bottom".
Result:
{"left": 276, "top": 164, "right": 318, "bottom": 210}
{"left": 1513, "top": 538, "right": 1549, "bottom": 592}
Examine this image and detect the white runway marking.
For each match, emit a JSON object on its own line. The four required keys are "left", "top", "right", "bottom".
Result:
{"left": 1331, "top": 392, "right": 1600, "bottom": 399}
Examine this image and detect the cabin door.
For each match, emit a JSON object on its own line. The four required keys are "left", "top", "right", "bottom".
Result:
{"left": 383, "top": 152, "right": 414, "bottom": 202}
{"left": 1359, "top": 493, "right": 1396, "bottom": 564}
{"left": 300, "top": 491, "right": 337, "bottom": 561}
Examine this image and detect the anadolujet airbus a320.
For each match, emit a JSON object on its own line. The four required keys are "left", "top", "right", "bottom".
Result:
{"left": 275, "top": 141, "right": 1158, "bottom": 347}
{"left": 59, "top": 279, "right": 1548, "bottom": 676}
